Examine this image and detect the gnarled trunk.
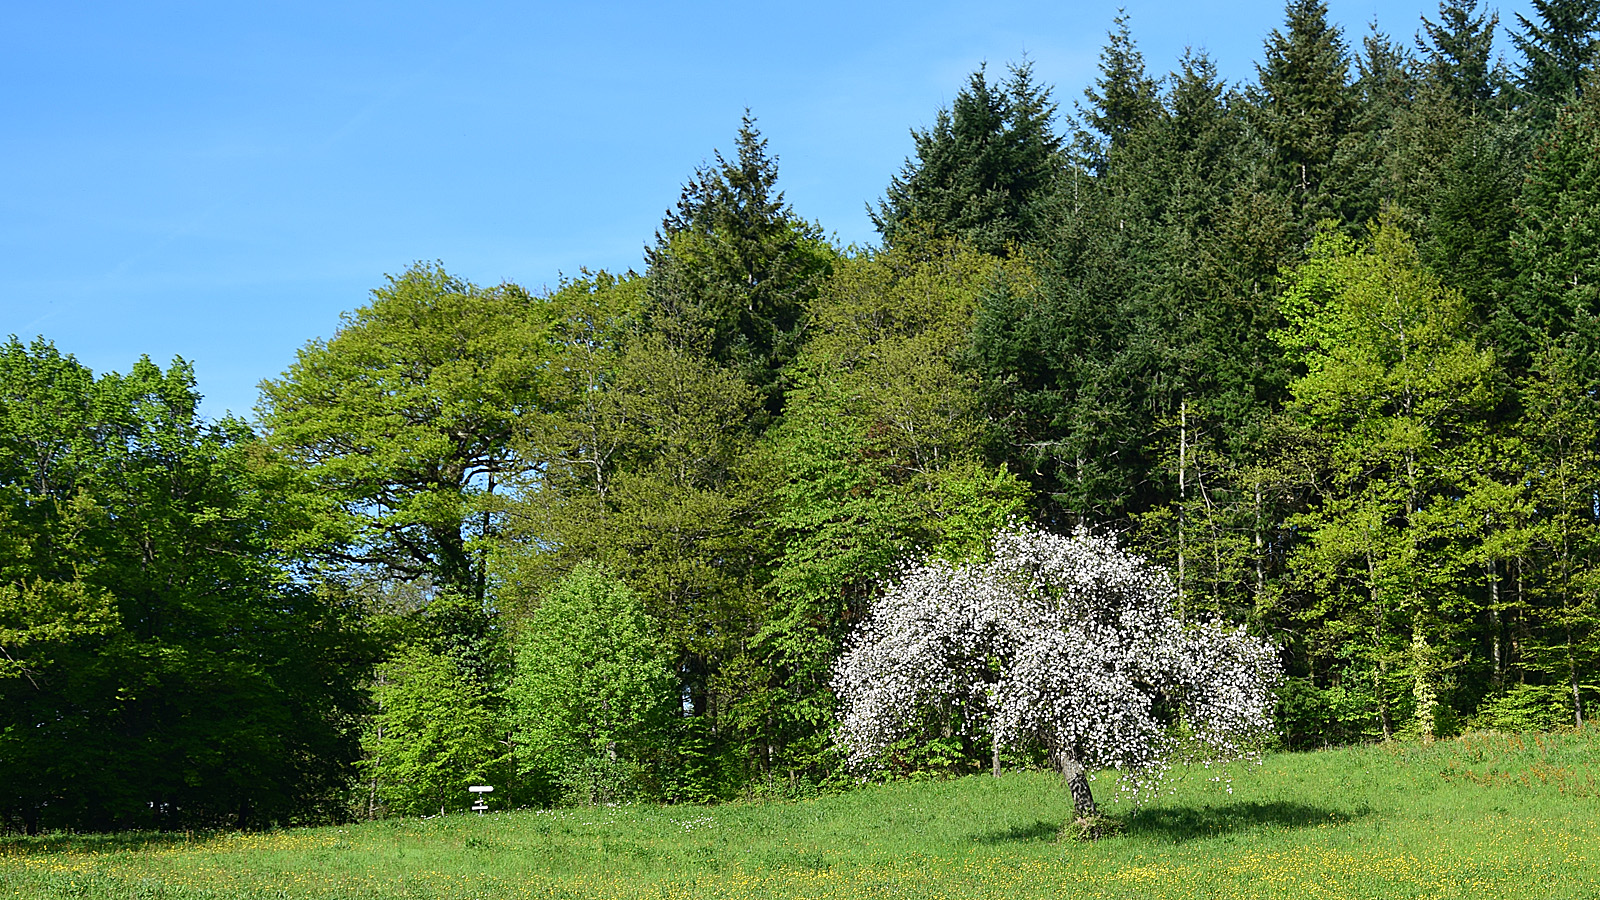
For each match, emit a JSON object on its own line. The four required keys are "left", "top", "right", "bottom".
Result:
{"left": 1056, "top": 749, "right": 1098, "bottom": 819}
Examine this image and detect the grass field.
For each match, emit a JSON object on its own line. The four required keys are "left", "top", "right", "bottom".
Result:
{"left": 4, "top": 728, "right": 1598, "bottom": 899}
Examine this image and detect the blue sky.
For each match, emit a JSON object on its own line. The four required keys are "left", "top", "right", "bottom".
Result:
{"left": 2, "top": 0, "right": 1535, "bottom": 419}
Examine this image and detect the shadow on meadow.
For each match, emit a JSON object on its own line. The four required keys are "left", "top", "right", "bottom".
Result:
{"left": 971, "top": 800, "right": 1364, "bottom": 846}
{"left": 0, "top": 830, "right": 222, "bottom": 856}
{"left": 972, "top": 820, "right": 1062, "bottom": 844}
{"left": 1123, "top": 800, "right": 1365, "bottom": 841}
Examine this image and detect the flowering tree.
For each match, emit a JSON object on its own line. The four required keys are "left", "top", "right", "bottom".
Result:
{"left": 833, "top": 526, "right": 1280, "bottom": 822}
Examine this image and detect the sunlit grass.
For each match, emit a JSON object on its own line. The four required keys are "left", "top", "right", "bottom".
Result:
{"left": 4, "top": 728, "right": 1598, "bottom": 898}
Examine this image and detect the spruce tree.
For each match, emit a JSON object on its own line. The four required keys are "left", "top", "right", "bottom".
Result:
{"left": 1418, "top": 0, "right": 1505, "bottom": 110}
{"left": 645, "top": 114, "right": 832, "bottom": 416}
{"left": 1343, "top": 25, "right": 1417, "bottom": 223}
{"left": 1077, "top": 12, "right": 1163, "bottom": 169}
{"left": 1508, "top": 81, "right": 1600, "bottom": 372}
{"left": 873, "top": 60, "right": 1062, "bottom": 254}
{"left": 1401, "top": 4, "right": 1529, "bottom": 328}
{"left": 1512, "top": 0, "right": 1600, "bottom": 118}
{"left": 1255, "top": 0, "right": 1358, "bottom": 238}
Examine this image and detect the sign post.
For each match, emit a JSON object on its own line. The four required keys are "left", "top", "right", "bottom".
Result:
{"left": 468, "top": 785, "right": 493, "bottom": 815}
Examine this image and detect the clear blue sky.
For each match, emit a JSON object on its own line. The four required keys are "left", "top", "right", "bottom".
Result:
{"left": 2, "top": 0, "right": 1535, "bottom": 419}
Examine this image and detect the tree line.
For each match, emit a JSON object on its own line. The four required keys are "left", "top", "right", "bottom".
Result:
{"left": 4, "top": 0, "right": 1600, "bottom": 832}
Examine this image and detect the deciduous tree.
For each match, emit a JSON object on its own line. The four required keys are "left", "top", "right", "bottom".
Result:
{"left": 834, "top": 527, "right": 1280, "bottom": 828}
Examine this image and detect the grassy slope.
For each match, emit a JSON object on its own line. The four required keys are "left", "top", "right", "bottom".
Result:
{"left": 3, "top": 729, "right": 1598, "bottom": 899}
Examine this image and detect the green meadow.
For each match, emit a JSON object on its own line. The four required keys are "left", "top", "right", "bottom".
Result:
{"left": 4, "top": 728, "right": 1598, "bottom": 899}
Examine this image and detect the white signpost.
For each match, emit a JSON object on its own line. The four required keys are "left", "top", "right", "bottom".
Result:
{"left": 468, "top": 785, "right": 493, "bottom": 815}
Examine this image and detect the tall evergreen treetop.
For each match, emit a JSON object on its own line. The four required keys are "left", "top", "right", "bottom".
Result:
{"left": 1353, "top": 25, "right": 1418, "bottom": 130}
{"left": 659, "top": 115, "right": 788, "bottom": 241}
{"left": 873, "top": 60, "right": 1062, "bottom": 255}
{"left": 1418, "top": 0, "right": 1504, "bottom": 109}
{"left": 1256, "top": 0, "right": 1357, "bottom": 233}
{"left": 1342, "top": 25, "right": 1418, "bottom": 222}
{"left": 1512, "top": 0, "right": 1600, "bottom": 114}
{"left": 645, "top": 113, "right": 832, "bottom": 414}
{"left": 1079, "top": 12, "right": 1163, "bottom": 166}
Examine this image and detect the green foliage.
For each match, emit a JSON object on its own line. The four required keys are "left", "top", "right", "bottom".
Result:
{"left": 645, "top": 115, "right": 834, "bottom": 415}
{"left": 1509, "top": 346, "right": 1600, "bottom": 725}
{"left": 364, "top": 644, "right": 503, "bottom": 818}
{"left": 1077, "top": 13, "right": 1162, "bottom": 166}
{"left": 1276, "top": 674, "right": 1388, "bottom": 748}
{"left": 505, "top": 565, "right": 675, "bottom": 806}
{"left": 1274, "top": 219, "right": 1498, "bottom": 740}
{"left": 0, "top": 338, "right": 368, "bottom": 832}
{"left": 762, "top": 242, "right": 1030, "bottom": 781}
{"left": 504, "top": 281, "right": 779, "bottom": 801}
{"left": 1420, "top": 113, "right": 1530, "bottom": 330}
{"left": 258, "top": 262, "right": 552, "bottom": 605}
{"left": 1473, "top": 683, "right": 1578, "bottom": 731}
{"left": 1255, "top": 0, "right": 1359, "bottom": 236}
{"left": 875, "top": 61, "right": 1062, "bottom": 254}
{"left": 494, "top": 271, "right": 646, "bottom": 613}
{"left": 1512, "top": 0, "right": 1600, "bottom": 119}
{"left": 1508, "top": 84, "right": 1600, "bottom": 371}
{"left": 975, "top": 54, "right": 1292, "bottom": 535}
{"left": 1419, "top": 0, "right": 1505, "bottom": 109}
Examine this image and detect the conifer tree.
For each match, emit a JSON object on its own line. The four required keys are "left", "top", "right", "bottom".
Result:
{"left": 1507, "top": 82, "right": 1600, "bottom": 372}
{"left": 1512, "top": 0, "right": 1600, "bottom": 117}
{"left": 1418, "top": 0, "right": 1505, "bottom": 110}
{"left": 874, "top": 61, "right": 1062, "bottom": 254}
{"left": 1398, "top": 3, "right": 1529, "bottom": 328}
{"left": 1077, "top": 12, "right": 1163, "bottom": 169}
{"left": 1342, "top": 26, "right": 1417, "bottom": 226}
{"left": 1255, "top": 0, "right": 1359, "bottom": 238}
{"left": 645, "top": 114, "right": 832, "bottom": 416}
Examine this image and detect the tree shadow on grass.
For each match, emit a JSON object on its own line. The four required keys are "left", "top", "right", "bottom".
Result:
{"left": 1124, "top": 800, "right": 1367, "bottom": 842}
{"left": 973, "top": 820, "right": 1063, "bottom": 844}
{"left": 0, "top": 830, "right": 224, "bottom": 856}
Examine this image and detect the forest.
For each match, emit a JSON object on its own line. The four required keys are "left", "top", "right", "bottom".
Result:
{"left": 3, "top": 0, "right": 1600, "bottom": 833}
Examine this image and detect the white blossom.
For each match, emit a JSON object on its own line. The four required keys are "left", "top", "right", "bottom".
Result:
{"left": 832, "top": 526, "right": 1281, "bottom": 806}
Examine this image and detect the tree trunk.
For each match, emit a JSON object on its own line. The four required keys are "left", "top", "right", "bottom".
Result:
{"left": 1254, "top": 481, "right": 1265, "bottom": 602}
{"left": 1369, "top": 551, "right": 1392, "bottom": 740}
{"left": 1056, "top": 750, "right": 1098, "bottom": 819}
{"left": 1177, "top": 399, "right": 1187, "bottom": 620}
{"left": 1412, "top": 628, "right": 1435, "bottom": 742}
{"left": 1489, "top": 557, "right": 1503, "bottom": 689}
{"left": 1571, "top": 634, "right": 1585, "bottom": 727}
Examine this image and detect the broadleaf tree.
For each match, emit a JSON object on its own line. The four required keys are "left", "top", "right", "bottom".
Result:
{"left": 833, "top": 527, "right": 1280, "bottom": 829}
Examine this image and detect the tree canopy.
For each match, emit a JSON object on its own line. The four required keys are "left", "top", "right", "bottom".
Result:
{"left": 9, "top": 0, "right": 1600, "bottom": 830}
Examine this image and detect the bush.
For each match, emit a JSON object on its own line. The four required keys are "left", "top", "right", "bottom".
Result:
{"left": 1472, "top": 684, "right": 1574, "bottom": 733}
